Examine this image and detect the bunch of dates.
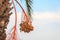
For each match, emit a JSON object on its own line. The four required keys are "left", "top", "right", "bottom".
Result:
{"left": 20, "top": 21, "right": 33, "bottom": 33}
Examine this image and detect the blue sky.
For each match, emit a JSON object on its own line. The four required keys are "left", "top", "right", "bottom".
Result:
{"left": 33, "top": 0, "right": 60, "bottom": 11}
{"left": 14, "top": 0, "right": 60, "bottom": 12}
{"left": 33, "top": 0, "right": 60, "bottom": 12}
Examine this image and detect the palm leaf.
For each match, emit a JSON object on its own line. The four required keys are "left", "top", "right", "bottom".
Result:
{"left": 25, "top": 0, "right": 33, "bottom": 18}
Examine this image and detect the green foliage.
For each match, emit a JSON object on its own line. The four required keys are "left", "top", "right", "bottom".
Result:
{"left": 25, "top": 0, "right": 33, "bottom": 18}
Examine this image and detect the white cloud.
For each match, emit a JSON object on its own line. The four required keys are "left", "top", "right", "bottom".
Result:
{"left": 6, "top": 12, "right": 60, "bottom": 40}
{"left": 32, "top": 12, "right": 60, "bottom": 20}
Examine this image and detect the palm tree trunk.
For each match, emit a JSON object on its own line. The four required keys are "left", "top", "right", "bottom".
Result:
{"left": 0, "top": 0, "right": 12, "bottom": 40}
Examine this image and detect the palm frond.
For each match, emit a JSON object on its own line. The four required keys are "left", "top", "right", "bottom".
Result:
{"left": 25, "top": 0, "right": 33, "bottom": 18}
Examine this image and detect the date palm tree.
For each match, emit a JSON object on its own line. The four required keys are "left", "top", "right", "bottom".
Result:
{"left": 0, "top": 0, "right": 13, "bottom": 40}
{"left": 0, "top": 0, "right": 32, "bottom": 40}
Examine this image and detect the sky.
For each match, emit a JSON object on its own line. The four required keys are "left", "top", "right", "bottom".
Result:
{"left": 13, "top": 0, "right": 60, "bottom": 12}
{"left": 33, "top": 0, "right": 60, "bottom": 12}
{"left": 6, "top": 0, "right": 60, "bottom": 40}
